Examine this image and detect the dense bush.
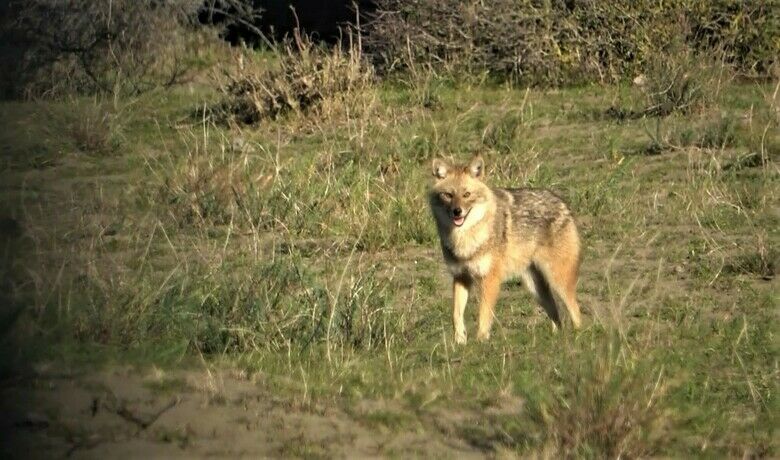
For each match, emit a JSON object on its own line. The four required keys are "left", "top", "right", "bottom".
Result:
{"left": 687, "top": 0, "right": 780, "bottom": 77}
{"left": 3, "top": 0, "right": 774, "bottom": 97}
{"left": 215, "top": 34, "right": 374, "bottom": 124}
{"left": 364, "top": 0, "right": 779, "bottom": 85}
{"left": 641, "top": 43, "right": 722, "bottom": 117}
{"left": 3, "top": 0, "right": 200, "bottom": 97}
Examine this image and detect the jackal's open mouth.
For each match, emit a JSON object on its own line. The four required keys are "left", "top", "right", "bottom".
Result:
{"left": 452, "top": 211, "right": 468, "bottom": 227}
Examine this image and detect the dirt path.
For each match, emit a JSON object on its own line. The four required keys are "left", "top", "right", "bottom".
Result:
{"left": 1, "top": 365, "right": 487, "bottom": 459}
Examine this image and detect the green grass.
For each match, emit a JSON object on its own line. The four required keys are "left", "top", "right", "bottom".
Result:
{"left": 1, "top": 47, "right": 778, "bottom": 457}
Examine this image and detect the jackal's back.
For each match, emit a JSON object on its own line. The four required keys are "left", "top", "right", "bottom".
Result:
{"left": 496, "top": 187, "right": 577, "bottom": 247}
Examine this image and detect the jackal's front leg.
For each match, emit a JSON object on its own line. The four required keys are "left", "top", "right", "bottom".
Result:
{"left": 476, "top": 270, "right": 501, "bottom": 341}
{"left": 452, "top": 275, "right": 470, "bottom": 344}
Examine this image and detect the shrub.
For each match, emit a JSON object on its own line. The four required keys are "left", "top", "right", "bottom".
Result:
{"left": 687, "top": 1, "right": 780, "bottom": 78}
{"left": 641, "top": 44, "right": 723, "bottom": 117}
{"left": 215, "top": 33, "right": 374, "bottom": 124}
{"left": 365, "top": 0, "right": 778, "bottom": 85}
{"left": 6, "top": 0, "right": 200, "bottom": 97}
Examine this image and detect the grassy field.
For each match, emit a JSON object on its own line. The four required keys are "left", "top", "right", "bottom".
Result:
{"left": 0, "top": 44, "right": 778, "bottom": 457}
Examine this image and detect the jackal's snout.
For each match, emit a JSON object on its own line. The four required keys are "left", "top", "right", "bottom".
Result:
{"left": 451, "top": 206, "right": 466, "bottom": 226}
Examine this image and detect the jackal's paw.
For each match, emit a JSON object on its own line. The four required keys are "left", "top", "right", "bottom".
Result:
{"left": 454, "top": 332, "right": 467, "bottom": 345}
{"left": 476, "top": 330, "right": 491, "bottom": 342}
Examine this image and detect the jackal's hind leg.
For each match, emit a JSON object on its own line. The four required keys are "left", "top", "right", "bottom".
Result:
{"left": 534, "top": 255, "right": 582, "bottom": 329}
{"left": 521, "top": 264, "right": 562, "bottom": 330}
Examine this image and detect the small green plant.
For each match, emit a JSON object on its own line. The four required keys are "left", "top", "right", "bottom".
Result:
{"left": 333, "top": 267, "right": 397, "bottom": 351}
{"left": 698, "top": 115, "right": 740, "bottom": 149}
{"left": 724, "top": 237, "right": 776, "bottom": 281}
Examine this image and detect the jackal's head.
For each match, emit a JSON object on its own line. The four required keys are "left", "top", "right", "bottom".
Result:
{"left": 429, "top": 156, "right": 493, "bottom": 229}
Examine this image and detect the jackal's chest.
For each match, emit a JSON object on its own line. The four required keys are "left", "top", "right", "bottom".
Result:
{"left": 445, "top": 252, "right": 494, "bottom": 278}
{"left": 440, "top": 221, "right": 496, "bottom": 277}
{"left": 445, "top": 223, "right": 490, "bottom": 258}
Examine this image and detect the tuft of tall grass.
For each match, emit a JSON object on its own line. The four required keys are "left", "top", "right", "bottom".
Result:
{"left": 454, "top": 333, "right": 671, "bottom": 457}
{"left": 214, "top": 32, "right": 374, "bottom": 125}
{"left": 153, "top": 137, "right": 266, "bottom": 228}
{"left": 53, "top": 229, "right": 405, "bottom": 358}
{"left": 148, "top": 116, "right": 436, "bottom": 249}
{"left": 481, "top": 109, "right": 526, "bottom": 154}
{"left": 640, "top": 112, "right": 746, "bottom": 155}
{"left": 523, "top": 336, "right": 669, "bottom": 458}
{"left": 723, "top": 235, "right": 777, "bottom": 281}
{"left": 66, "top": 99, "right": 124, "bottom": 155}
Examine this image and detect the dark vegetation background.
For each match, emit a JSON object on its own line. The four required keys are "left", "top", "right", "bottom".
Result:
{"left": 0, "top": 0, "right": 777, "bottom": 99}
{"left": 199, "top": 0, "right": 377, "bottom": 43}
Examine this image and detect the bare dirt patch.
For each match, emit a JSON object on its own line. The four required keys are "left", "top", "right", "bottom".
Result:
{"left": 1, "top": 364, "right": 485, "bottom": 459}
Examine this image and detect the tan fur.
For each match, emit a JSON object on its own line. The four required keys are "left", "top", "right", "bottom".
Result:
{"left": 429, "top": 156, "right": 583, "bottom": 343}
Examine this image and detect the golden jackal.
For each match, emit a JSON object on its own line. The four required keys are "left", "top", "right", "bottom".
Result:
{"left": 428, "top": 156, "right": 582, "bottom": 344}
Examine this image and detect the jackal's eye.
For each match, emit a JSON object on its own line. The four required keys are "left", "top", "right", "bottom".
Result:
{"left": 463, "top": 191, "right": 471, "bottom": 198}
{"left": 439, "top": 192, "right": 452, "bottom": 201}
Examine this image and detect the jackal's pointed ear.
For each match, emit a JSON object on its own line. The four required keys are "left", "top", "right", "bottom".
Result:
{"left": 432, "top": 158, "right": 450, "bottom": 179}
{"left": 468, "top": 155, "right": 484, "bottom": 178}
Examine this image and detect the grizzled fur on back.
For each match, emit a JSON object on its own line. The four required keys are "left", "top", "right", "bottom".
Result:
{"left": 498, "top": 188, "right": 579, "bottom": 259}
